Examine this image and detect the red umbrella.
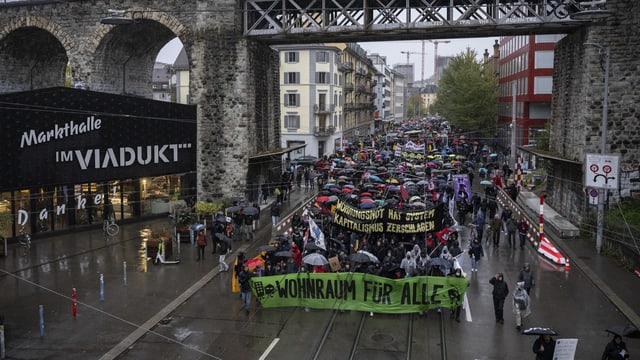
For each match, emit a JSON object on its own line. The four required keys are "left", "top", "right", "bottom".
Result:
{"left": 341, "top": 187, "right": 353, "bottom": 193}
{"left": 360, "top": 198, "right": 375, "bottom": 203}
{"left": 360, "top": 192, "right": 373, "bottom": 197}
{"left": 316, "top": 196, "right": 330, "bottom": 203}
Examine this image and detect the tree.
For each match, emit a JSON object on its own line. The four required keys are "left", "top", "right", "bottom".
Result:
{"left": 407, "top": 93, "right": 425, "bottom": 118}
{"left": 431, "top": 48, "right": 499, "bottom": 136}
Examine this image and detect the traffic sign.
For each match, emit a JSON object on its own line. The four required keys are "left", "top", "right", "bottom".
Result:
{"left": 585, "top": 154, "right": 619, "bottom": 189}
{"left": 588, "top": 188, "right": 599, "bottom": 205}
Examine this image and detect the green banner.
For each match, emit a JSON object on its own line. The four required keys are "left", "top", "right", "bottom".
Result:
{"left": 250, "top": 273, "right": 468, "bottom": 314}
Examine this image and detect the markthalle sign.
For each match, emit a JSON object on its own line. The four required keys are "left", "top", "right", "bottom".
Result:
{"left": 251, "top": 272, "right": 468, "bottom": 313}
{"left": 332, "top": 200, "right": 444, "bottom": 234}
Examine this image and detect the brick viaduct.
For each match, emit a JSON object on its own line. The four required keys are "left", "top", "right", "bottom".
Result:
{"left": 0, "top": 0, "right": 638, "bottom": 223}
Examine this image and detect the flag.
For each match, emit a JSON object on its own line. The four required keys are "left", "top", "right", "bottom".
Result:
{"left": 399, "top": 184, "right": 410, "bottom": 202}
{"left": 308, "top": 218, "right": 326, "bottom": 250}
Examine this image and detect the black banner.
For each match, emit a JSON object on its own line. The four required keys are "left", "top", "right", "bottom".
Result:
{"left": 333, "top": 200, "right": 443, "bottom": 234}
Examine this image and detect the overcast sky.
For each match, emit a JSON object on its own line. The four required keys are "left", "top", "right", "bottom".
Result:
{"left": 156, "top": 37, "right": 499, "bottom": 81}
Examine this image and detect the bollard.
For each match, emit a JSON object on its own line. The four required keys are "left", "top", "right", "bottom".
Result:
{"left": 72, "top": 288, "right": 77, "bottom": 318}
{"left": 38, "top": 305, "right": 44, "bottom": 337}
{"left": 1, "top": 324, "right": 5, "bottom": 359}
{"left": 123, "top": 261, "right": 127, "bottom": 286}
{"left": 176, "top": 234, "right": 181, "bottom": 257}
{"left": 99, "top": 274, "right": 104, "bottom": 302}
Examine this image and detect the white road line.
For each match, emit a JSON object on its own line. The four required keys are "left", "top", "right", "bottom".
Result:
{"left": 464, "top": 294, "right": 473, "bottom": 322}
{"left": 258, "top": 338, "right": 280, "bottom": 360}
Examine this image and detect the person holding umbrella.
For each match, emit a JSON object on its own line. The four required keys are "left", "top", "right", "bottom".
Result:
{"left": 532, "top": 333, "right": 556, "bottom": 360}
{"left": 601, "top": 334, "right": 630, "bottom": 359}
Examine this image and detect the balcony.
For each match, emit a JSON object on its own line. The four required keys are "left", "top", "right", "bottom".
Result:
{"left": 314, "top": 126, "right": 335, "bottom": 137}
{"left": 343, "top": 82, "right": 354, "bottom": 92}
{"left": 338, "top": 62, "right": 354, "bottom": 72}
{"left": 314, "top": 103, "right": 335, "bottom": 114}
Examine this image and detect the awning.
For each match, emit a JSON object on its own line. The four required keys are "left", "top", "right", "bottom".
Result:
{"left": 249, "top": 143, "right": 306, "bottom": 162}
{"left": 518, "top": 146, "right": 582, "bottom": 165}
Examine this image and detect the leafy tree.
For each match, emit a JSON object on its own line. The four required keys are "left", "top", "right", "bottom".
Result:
{"left": 431, "top": 48, "right": 498, "bottom": 136}
{"left": 407, "top": 93, "right": 425, "bottom": 118}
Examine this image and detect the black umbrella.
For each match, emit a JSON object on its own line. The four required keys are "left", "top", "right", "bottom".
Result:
{"left": 275, "top": 250, "right": 293, "bottom": 258}
{"left": 606, "top": 325, "right": 640, "bottom": 338}
{"left": 426, "top": 257, "right": 452, "bottom": 272}
{"left": 215, "top": 233, "right": 232, "bottom": 245}
{"left": 521, "top": 327, "right": 559, "bottom": 336}
{"left": 226, "top": 205, "right": 242, "bottom": 213}
{"left": 304, "top": 242, "right": 323, "bottom": 252}
{"left": 257, "top": 245, "right": 277, "bottom": 253}
{"left": 214, "top": 214, "right": 227, "bottom": 223}
{"left": 242, "top": 206, "right": 260, "bottom": 216}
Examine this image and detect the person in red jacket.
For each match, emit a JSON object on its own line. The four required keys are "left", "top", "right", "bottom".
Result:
{"left": 290, "top": 243, "right": 302, "bottom": 268}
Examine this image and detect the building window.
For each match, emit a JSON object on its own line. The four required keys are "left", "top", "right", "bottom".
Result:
{"left": 316, "top": 51, "right": 329, "bottom": 63}
{"left": 284, "top": 115, "right": 300, "bottom": 129}
{"left": 285, "top": 51, "right": 299, "bottom": 63}
{"left": 284, "top": 93, "right": 300, "bottom": 107}
{"left": 316, "top": 72, "right": 329, "bottom": 84}
{"left": 284, "top": 72, "right": 300, "bottom": 84}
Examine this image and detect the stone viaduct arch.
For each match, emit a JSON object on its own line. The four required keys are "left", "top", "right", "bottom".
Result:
{"left": 0, "top": 0, "right": 638, "bottom": 222}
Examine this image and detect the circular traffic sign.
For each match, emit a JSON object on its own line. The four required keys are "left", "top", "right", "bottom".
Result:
{"left": 589, "top": 189, "right": 598, "bottom": 197}
{"left": 590, "top": 164, "right": 599, "bottom": 173}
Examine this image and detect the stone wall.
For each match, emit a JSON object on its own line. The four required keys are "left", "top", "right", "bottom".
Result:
{"left": 548, "top": 0, "right": 640, "bottom": 223}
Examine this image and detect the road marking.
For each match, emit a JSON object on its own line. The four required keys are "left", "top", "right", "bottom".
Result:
{"left": 258, "top": 338, "right": 280, "bottom": 360}
{"left": 464, "top": 294, "right": 473, "bottom": 322}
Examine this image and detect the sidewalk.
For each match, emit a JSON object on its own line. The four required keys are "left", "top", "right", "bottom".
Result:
{"left": 508, "top": 189, "right": 640, "bottom": 331}
{"left": 0, "top": 188, "right": 315, "bottom": 360}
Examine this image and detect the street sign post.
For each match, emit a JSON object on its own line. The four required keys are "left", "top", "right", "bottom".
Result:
{"left": 585, "top": 153, "right": 619, "bottom": 189}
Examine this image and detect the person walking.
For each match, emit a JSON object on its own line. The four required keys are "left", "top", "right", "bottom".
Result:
{"left": 489, "top": 272, "right": 509, "bottom": 324}
{"left": 243, "top": 213, "right": 254, "bottom": 241}
{"left": 601, "top": 334, "right": 630, "bottom": 359}
{"left": 468, "top": 238, "right": 483, "bottom": 272}
{"left": 518, "top": 263, "right": 535, "bottom": 294}
{"left": 196, "top": 230, "right": 206, "bottom": 261}
{"left": 512, "top": 281, "right": 530, "bottom": 331}
{"left": 270, "top": 201, "right": 281, "bottom": 228}
{"left": 506, "top": 217, "right": 518, "bottom": 248}
{"left": 532, "top": 334, "right": 556, "bottom": 360}
{"left": 218, "top": 238, "right": 230, "bottom": 272}
{"left": 489, "top": 214, "right": 502, "bottom": 246}
{"left": 237, "top": 263, "right": 254, "bottom": 313}
{"left": 518, "top": 217, "right": 529, "bottom": 248}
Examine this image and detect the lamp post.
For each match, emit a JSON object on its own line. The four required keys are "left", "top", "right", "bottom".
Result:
{"left": 585, "top": 43, "right": 609, "bottom": 254}
{"left": 511, "top": 81, "right": 517, "bottom": 178}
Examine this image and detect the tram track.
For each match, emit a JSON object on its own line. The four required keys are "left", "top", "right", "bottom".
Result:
{"left": 306, "top": 307, "right": 449, "bottom": 360}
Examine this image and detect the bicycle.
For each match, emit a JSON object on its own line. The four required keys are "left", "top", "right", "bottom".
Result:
{"left": 103, "top": 217, "right": 119, "bottom": 236}
{"left": 18, "top": 227, "right": 31, "bottom": 250}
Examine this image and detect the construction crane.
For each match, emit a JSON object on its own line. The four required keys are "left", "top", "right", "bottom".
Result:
{"left": 400, "top": 49, "right": 425, "bottom": 86}
{"left": 426, "top": 40, "right": 451, "bottom": 84}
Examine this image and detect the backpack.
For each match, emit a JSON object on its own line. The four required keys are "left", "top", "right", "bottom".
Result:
{"left": 197, "top": 233, "right": 206, "bottom": 246}
{"left": 515, "top": 297, "right": 526, "bottom": 310}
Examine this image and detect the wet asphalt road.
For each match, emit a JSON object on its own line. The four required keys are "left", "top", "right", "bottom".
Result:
{"left": 1, "top": 190, "right": 639, "bottom": 359}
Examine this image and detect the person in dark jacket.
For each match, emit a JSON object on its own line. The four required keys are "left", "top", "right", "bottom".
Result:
{"left": 489, "top": 272, "right": 509, "bottom": 323}
{"left": 532, "top": 334, "right": 556, "bottom": 360}
{"left": 518, "top": 263, "right": 535, "bottom": 294}
{"left": 601, "top": 335, "right": 630, "bottom": 360}
{"left": 237, "top": 263, "right": 253, "bottom": 312}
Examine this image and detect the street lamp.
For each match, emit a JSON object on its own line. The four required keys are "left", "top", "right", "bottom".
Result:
{"left": 584, "top": 42, "right": 609, "bottom": 254}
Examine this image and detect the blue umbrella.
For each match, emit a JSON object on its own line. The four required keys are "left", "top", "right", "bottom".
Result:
{"left": 369, "top": 175, "right": 383, "bottom": 183}
{"left": 359, "top": 202, "right": 376, "bottom": 209}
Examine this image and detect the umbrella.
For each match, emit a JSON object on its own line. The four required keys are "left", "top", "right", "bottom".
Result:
{"left": 427, "top": 162, "right": 437, "bottom": 168}
{"left": 275, "top": 250, "right": 294, "bottom": 258}
{"left": 226, "top": 205, "right": 242, "bottom": 213}
{"left": 192, "top": 223, "right": 205, "bottom": 231}
{"left": 359, "top": 202, "right": 376, "bottom": 209}
{"left": 606, "top": 325, "right": 640, "bottom": 338}
{"left": 357, "top": 250, "right": 380, "bottom": 262}
{"left": 257, "top": 245, "right": 277, "bottom": 253}
{"left": 242, "top": 206, "right": 259, "bottom": 216}
{"left": 214, "top": 214, "right": 227, "bottom": 223}
{"left": 215, "top": 233, "right": 232, "bottom": 245}
{"left": 327, "top": 195, "right": 339, "bottom": 203}
{"left": 316, "top": 196, "right": 330, "bottom": 203}
{"left": 303, "top": 253, "right": 329, "bottom": 266}
{"left": 521, "top": 327, "right": 559, "bottom": 336}
{"left": 480, "top": 180, "right": 493, "bottom": 186}
{"left": 304, "top": 242, "right": 323, "bottom": 251}
{"left": 369, "top": 175, "right": 383, "bottom": 183}
{"left": 489, "top": 153, "right": 498, "bottom": 158}
{"left": 349, "top": 252, "right": 373, "bottom": 263}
